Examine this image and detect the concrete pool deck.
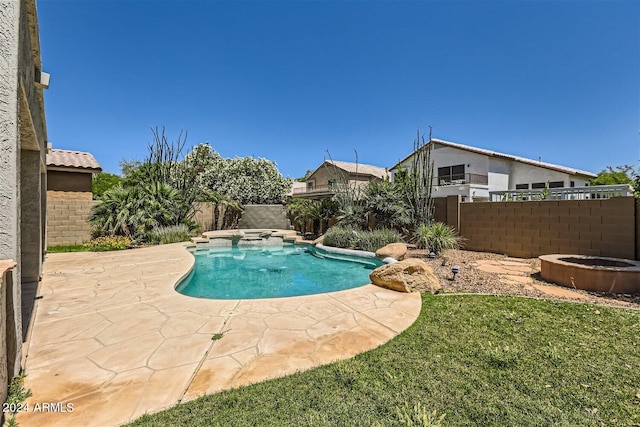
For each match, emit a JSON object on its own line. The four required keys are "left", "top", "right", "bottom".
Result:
{"left": 18, "top": 243, "right": 421, "bottom": 426}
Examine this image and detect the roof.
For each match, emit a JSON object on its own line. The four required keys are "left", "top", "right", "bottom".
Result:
{"left": 391, "top": 138, "right": 596, "bottom": 178}
{"left": 310, "top": 160, "right": 388, "bottom": 180}
{"left": 46, "top": 149, "right": 102, "bottom": 172}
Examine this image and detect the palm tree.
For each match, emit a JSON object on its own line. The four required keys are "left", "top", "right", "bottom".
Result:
{"left": 205, "top": 191, "right": 243, "bottom": 230}
{"left": 363, "top": 180, "right": 411, "bottom": 230}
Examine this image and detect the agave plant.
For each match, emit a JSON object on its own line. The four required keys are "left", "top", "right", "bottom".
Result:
{"left": 414, "top": 222, "right": 462, "bottom": 253}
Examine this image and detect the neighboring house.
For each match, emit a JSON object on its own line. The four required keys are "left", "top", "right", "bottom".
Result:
{"left": 390, "top": 138, "right": 597, "bottom": 202}
{"left": 287, "top": 181, "right": 307, "bottom": 197}
{"left": 292, "top": 160, "right": 388, "bottom": 200}
{"left": 0, "top": 0, "right": 49, "bottom": 402}
{"left": 46, "top": 149, "right": 102, "bottom": 246}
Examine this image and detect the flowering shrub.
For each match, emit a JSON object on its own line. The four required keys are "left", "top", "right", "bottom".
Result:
{"left": 83, "top": 236, "right": 132, "bottom": 252}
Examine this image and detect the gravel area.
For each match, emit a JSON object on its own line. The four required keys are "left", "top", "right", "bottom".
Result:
{"left": 407, "top": 248, "right": 640, "bottom": 310}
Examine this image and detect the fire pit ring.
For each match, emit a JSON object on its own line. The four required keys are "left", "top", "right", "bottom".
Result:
{"left": 539, "top": 254, "right": 640, "bottom": 294}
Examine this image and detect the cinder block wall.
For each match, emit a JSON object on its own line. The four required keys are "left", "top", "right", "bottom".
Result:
{"left": 46, "top": 191, "right": 97, "bottom": 246}
{"left": 432, "top": 198, "right": 447, "bottom": 224}
{"left": 193, "top": 202, "right": 215, "bottom": 232}
{"left": 238, "top": 205, "right": 291, "bottom": 230}
{"left": 459, "top": 197, "right": 636, "bottom": 259}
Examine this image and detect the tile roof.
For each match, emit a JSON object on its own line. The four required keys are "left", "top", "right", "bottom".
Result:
{"left": 324, "top": 160, "right": 389, "bottom": 179}
{"left": 46, "top": 149, "right": 102, "bottom": 172}
{"left": 391, "top": 138, "right": 596, "bottom": 178}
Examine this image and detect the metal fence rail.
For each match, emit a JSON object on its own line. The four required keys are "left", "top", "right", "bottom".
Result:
{"left": 489, "top": 184, "right": 634, "bottom": 201}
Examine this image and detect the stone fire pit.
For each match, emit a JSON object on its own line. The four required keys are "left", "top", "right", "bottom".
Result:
{"left": 540, "top": 254, "right": 640, "bottom": 294}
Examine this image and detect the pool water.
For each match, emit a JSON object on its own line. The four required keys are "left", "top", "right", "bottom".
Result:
{"left": 176, "top": 245, "right": 381, "bottom": 299}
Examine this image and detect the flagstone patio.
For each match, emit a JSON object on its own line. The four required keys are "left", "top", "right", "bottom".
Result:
{"left": 17, "top": 243, "right": 421, "bottom": 426}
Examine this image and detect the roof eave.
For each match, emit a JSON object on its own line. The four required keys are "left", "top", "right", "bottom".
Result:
{"left": 47, "top": 165, "right": 102, "bottom": 174}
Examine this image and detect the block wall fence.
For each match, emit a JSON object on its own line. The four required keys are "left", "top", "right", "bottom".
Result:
{"left": 435, "top": 195, "right": 638, "bottom": 260}
{"left": 46, "top": 191, "right": 97, "bottom": 246}
{"left": 45, "top": 195, "right": 639, "bottom": 261}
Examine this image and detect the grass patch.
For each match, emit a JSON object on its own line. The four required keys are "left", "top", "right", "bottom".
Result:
{"left": 46, "top": 245, "right": 88, "bottom": 253}
{"left": 129, "top": 295, "right": 640, "bottom": 426}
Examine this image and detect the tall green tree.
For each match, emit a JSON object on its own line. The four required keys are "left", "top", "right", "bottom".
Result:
{"left": 92, "top": 172, "right": 122, "bottom": 199}
{"left": 590, "top": 165, "right": 639, "bottom": 198}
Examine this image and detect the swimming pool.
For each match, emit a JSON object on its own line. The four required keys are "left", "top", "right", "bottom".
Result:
{"left": 176, "top": 245, "right": 382, "bottom": 299}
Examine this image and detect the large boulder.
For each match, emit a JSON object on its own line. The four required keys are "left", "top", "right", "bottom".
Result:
{"left": 369, "top": 258, "right": 441, "bottom": 294}
{"left": 375, "top": 242, "right": 407, "bottom": 261}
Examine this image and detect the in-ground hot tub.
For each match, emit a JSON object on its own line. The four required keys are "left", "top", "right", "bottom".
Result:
{"left": 540, "top": 254, "right": 640, "bottom": 294}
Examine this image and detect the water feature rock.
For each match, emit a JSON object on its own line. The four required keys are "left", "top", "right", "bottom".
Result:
{"left": 375, "top": 243, "right": 407, "bottom": 261}
{"left": 369, "top": 258, "right": 441, "bottom": 294}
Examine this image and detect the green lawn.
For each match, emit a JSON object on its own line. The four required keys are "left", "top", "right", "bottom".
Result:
{"left": 130, "top": 295, "right": 640, "bottom": 426}
{"left": 46, "top": 245, "right": 88, "bottom": 253}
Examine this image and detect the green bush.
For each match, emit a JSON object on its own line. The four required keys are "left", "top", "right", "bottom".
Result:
{"left": 83, "top": 236, "right": 132, "bottom": 252}
{"left": 357, "top": 228, "right": 402, "bottom": 252}
{"left": 147, "top": 224, "right": 193, "bottom": 244}
{"left": 323, "top": 226, "right": 358, "bottom": 249}
{"left": 414, "top": 222, "right": 462, "bottom": 253}
{"left": 323, "top": 226, "right": 402, "bottom": 252}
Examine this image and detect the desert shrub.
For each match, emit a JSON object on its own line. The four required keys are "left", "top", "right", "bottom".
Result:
{"left": 414, "top": 222, "right": 462, "bottom": 253}
{"left": 357, "top": 228, "right": 402, "bottom": 252}
{"left": 89, "top": 183, "right": 194, "bottom": 240}
{"left": 322, "top": 226, "right": 359, "bottom": 249}
{"left": 83, "top": 236, "right": 132, "bottom": 252}
{"left": 323, "top": 227, "right": 401, "bottom": 252}
{"left": 148, "top": 224, "right": 193, "bottom": 244}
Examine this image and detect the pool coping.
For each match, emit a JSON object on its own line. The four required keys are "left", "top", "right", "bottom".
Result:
{"left": 19, "top": 242, "right": 421, "bottom": 426}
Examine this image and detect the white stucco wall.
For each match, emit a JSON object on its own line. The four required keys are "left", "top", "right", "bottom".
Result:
{"left": 508, "top": 161, "right": 590, "bottom": 189}
{"left": 0, "top": 1, "right": 21, "bottom": 264}
{"left": 392, "top": 143, "right": 593, "bottom": 195}
{"left": 0, "top": 0, "right": 48, "bottom": 395}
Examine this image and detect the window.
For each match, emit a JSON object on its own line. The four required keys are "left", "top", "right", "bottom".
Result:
{"left": 531, "top": 182, "right": 546, "bottom": 189}
{"left": 328, "top": 179, "right": 337, "bottom": 190}
{"left": 548, "top": 181, "right": 564, "bottom": 188}
{"left": 570, "top": 181, "right": 575, "bottom": 188}
{"left": 307, "top": 181, "right": 314, "bottom": 191}
{"left": 438, "top": 164, "right": 465, "bottom": 185}
{"left": 515, "top": 184, "right": 529, "bottom": 190}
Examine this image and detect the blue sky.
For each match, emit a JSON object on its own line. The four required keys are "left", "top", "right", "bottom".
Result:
{"left": 38, "top": 0, "right": 639, "bottom": 178}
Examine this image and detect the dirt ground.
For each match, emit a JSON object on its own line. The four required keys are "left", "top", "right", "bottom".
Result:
{"left": 407, "top": 248, "right": 640, "bottom": 310}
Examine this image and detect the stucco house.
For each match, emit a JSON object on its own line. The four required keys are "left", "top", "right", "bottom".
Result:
{"left": 292, "top": 160, "right": 388, "bottom": 200}
{"left": 390, "top": 138, "right": 597, "bottom": 202}
{"left": 46, "top": 149, "right": 102, "bottom": 246}
{"left": 0, "top": 0, "right": 49, "bottom": 403}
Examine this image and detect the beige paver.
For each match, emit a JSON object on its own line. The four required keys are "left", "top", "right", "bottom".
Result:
{"left": 532, "top": 284, "right": 593, "bottom": 301}
{"left": 19, "top": 242, "right": 421, "bottom": 426}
